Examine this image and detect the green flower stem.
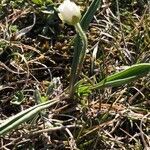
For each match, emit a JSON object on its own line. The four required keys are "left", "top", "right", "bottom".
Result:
{"left": 69, "top": 23, "right": 87, "bottom": 98}
{"left": 75, "top": 23, "right": 88, "bottom": 76}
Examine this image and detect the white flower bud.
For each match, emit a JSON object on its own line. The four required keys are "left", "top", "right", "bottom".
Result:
{"left": 58, "top": 0, "right": 81, "bottom": 25}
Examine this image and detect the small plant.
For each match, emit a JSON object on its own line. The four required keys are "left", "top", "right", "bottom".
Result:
{"left": 57, "top": 0, "right": 150, "bottom": 98}
{"left": 0, "top": 2, "right": 150, "bottom": 150}
{"left": 57, "top": 0, "right": 87, "bottom": 98}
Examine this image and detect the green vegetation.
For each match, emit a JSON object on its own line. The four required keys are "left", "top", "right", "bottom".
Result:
{"left": 0, "top": 0, "right": 150, "bottom": 149}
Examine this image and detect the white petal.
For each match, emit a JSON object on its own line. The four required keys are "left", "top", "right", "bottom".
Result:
{"left": 58, "top": 0, "right": 81, "bottom": 25}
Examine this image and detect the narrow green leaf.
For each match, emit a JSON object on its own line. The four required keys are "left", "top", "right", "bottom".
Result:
{"left": 80, "top": 0, "right": 102, "bottom": 31}
{"left": 91, "top": 63, "right": 150, "bottom": 89}
{"left": 0, "top": 99, "right": 59, "bottom": 135}
{"left": 34, "top": 89, "right": 42, "bottom": 104}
